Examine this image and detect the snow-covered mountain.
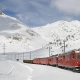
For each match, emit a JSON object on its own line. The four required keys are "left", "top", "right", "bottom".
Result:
{"left": 0, "top": 12, "right": 48, "bottom": 53}
{"left": 32, "top": 20, "right": 80, "bottom": 52}
{"left": 0, "top": 11, "right": 80, "bottom": 54}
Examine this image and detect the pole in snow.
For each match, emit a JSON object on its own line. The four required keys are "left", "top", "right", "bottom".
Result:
{"left": 61, "top": 40, "right": 66, "bottom": 53}
{"left": 63, "top": 40, "right": 66, "bottom": 53}
{"left": 3, "top": 43, "right": 6, "bottom": 55}
{"left": 23, "top": 53, "right": 24, "bottom": 60}
{"left": 47, "top": 46, "right": 52, "bottom": 57}
{"left": 30, "top": 51, "right": 31, "bottom": 59}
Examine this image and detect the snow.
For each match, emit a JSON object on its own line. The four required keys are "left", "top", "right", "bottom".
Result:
{"left": 1, "top": 13, "right": 80, "bottom": 53}
{"left": 0, "top": 61, "right": 13, "bottom": 75}
{"left": 0, "top": 60, "right": 33, "bottom": 80}
{"left": 26, "top": 63, "right": 80, "bottom": 80}
{"left": 0, "top": 60, "right": 80, "bottom": 80}
{"left": 0, "top": 13, "right": 48, "bottom": 52}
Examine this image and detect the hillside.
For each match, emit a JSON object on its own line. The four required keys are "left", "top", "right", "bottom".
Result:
{"left": 0, "top": 12, "right": 48, "bottom": 53}
{"left": 0, "top": 12, "right": 80, "bottom": 54}
{"left": 32, "top": 20, "right": 80, "bottom": 52}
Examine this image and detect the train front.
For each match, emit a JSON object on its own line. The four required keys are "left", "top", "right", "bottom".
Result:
{"left": 74, "top": 50, "right": 80, "bottom": 72}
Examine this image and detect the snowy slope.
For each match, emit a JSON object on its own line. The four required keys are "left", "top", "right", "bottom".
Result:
{"left": 32, "top": 20, "right": 80, "bottom": 53}
{"left": 0, "top": 12, "right": 80, "bottom": 54}
{"left": 0, "top": 12, "right": 48, "bottom": 53}
{"left": 0, "top": 13, "right": 23, "bottom": 31}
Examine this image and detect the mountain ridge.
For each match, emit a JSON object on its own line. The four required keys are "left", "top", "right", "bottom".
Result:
{"left": 0, "top": 12, "right": 80, "bottom": 53}
{"left": 0, "top": 12, "right": 47, "bottom": 53}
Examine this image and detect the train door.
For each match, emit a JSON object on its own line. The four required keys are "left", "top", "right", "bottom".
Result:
{"left": 70, "top": 53, "right": 75, "bottom": 67}
{"left": 63, "top": 55, "right": 65, "bottom": 67}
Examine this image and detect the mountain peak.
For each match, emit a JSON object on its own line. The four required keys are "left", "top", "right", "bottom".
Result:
{"left": 0, "top": 11, "right": 4, "bottom": 15}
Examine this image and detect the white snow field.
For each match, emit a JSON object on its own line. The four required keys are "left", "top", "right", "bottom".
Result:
{"left": 0, "top": 60, "right": 33, "bottom": 80}
{"left": 26, "top": 63, "right": 80, "bottom": 80}
{"left": 0, "top": 60, "right": 80, "bottom": 80}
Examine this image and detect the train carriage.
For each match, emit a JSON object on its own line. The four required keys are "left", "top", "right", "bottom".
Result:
{"left": 64, "top": 50, "right": 80, "bottom": 71}
{"left": 33, "top": 58, "right": 41, "bottom": 64}
{"left": 23, "top": 60, "right": 33, "bottom": 63}
{"left": 58, "top": 54, "right": 66, "bottom": 68}
{"left": 49, "top": 55, "right": 58, "bottom": 66}
{"left": 40, "top": 57, "right": 50, "bottom": 65}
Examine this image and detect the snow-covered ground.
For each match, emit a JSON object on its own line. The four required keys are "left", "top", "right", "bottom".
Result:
{"left": 0, "top": 60, "right": 80, "bottom": 80}
{"left": 0, "top": 60, "right": 33, "bottom": 80}
{"left": 26, "top": 63, "right": 80, "bottom": 80}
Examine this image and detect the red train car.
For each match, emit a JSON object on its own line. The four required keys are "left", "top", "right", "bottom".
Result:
{"left": 40, "top": 57, "right": 50, "bottom": 65}
{"left": 58, "top": 49, "right": 80, "bottom": 72}
{"left": 32, "top": 48, "right": 80, "bottom": 72}
{"left": 58, "top": 54, "right": 65, "bottom": 68}
{"left": 33, "top": 58, "right": 41, "bottom": 64}
{"left": 64, "top": 50, "right": 80, "bottom": 71}
{"left": 49, "top": 55, "right": 58, "bottom": 66}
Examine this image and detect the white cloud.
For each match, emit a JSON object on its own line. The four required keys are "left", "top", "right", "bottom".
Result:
{"left": 16, "top": 12, "right": 38, "bottom": 21}
{"left": 51, "top": 0, "right": 80, "bottom": 15}
{"left": 1, "top": 0, "right": 78, "bottom": 27}
{"left": 16, "top": 12, "right": 40, "bottom": 26}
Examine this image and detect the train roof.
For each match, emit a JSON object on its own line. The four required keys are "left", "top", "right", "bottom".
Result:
{"left": 50, "top": 54, "right": 58, "bottom": 57}
{"left": 66, "top": 48, "right": 80, "bottom": 53}
{"left": 59, "top": 48, "right": 80, "bottom": 55}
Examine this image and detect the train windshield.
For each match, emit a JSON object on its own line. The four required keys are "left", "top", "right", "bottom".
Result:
{"left": 76, "top": 54, "right": 80, "bottom": 60}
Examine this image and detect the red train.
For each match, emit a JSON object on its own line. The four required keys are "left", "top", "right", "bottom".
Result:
{"left": 33, "top": 49, "right": 80, "bottom": 72}
{"left": 49, "top": 55, "right": 58, "bottom": 66}
{"left": 33, "top": 58, "right": 41, "bottom": 64}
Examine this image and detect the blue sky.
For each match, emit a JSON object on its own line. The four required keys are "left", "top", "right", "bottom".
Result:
{"left": 0, "top": 0, "right": 80, "bottom": 27}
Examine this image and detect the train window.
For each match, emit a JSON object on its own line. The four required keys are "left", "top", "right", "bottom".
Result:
{"left": 72, "top": 54, "right": 75, "bottom": 58}
{"left": 76, "top": 54, "right": 80, "bottom": 59}
{"left": 65, "top": 55, "right": 70, "bottom": 61}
